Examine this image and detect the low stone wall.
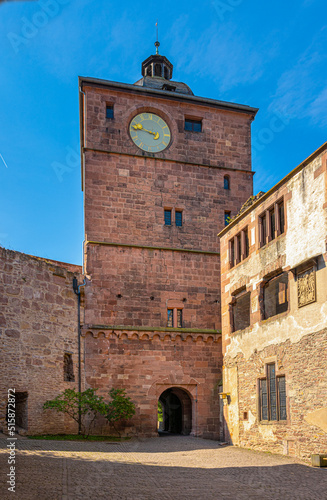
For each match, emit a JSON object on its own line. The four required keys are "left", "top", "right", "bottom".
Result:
{"left": 0, "top": 247, "right": 83, "bottom": 435}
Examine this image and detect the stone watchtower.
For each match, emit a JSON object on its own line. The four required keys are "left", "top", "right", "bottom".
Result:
{"left": 79, "top": 42, "right": 258, "bottom": 438}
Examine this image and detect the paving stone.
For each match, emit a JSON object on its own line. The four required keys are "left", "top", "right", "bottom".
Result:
{"left": 1, "top": 436, "right": 326, "bottom": 499}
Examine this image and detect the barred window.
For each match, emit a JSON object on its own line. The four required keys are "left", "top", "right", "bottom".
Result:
{"left": 175, "top": 211, "right": 183, "bottom": 227}
{"left": 259, "top": 363, "right": 286, "bottom": 421}
{"left": 164, "top": 209, "right": 172, "bottom": 226}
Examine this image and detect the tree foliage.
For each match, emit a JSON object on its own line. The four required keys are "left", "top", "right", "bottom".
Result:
{"left": 43, "top": 388, "right": 135, "bottom": 437}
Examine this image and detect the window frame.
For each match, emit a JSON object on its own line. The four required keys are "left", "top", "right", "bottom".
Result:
{"left": 228, "top": 226, "right": 249, "bottom": 268}
{"left": 167, "top": 307, "right": 184, "bottom": 328}
{"left": 261, "top": 272, "right": 289, "bottom": 320}
{"left": 175, "top": 210, "right": 183, "bottom": 227}
{"left": 224, "top": 175, "right": 230, "bottom": 190}
{"left": 164, "top": 209, "right": 172, "bottom": 226}
{"left": 259, "top": 198, "right": 285, "bottom": 248}
{"left": 106, "top": 104, "right": 114, "bottom": 119}
{"left": 258, "top": 363, "right": 287, "bottom": 422}
{"left": 184, "top": 118, "right": 202, "bottom": 132}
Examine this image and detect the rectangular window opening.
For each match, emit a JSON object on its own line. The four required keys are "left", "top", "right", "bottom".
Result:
{"left": 259, "top": 364, "right": 287, "bottom": 422}
{"left": 64, "top": 353, "right": 75, "bottom": 382}
{"left": 259, "top": 198, "right": 285, "bottom": 247}
{"left": 232, "top": 292, "right": 251, "bottom": 332}
{"left": 177, "top": 309, "right": 183, "bottom": 328}
{"left": 175, "top": 211, "right": 183, "bottom": 227}
{"left": 106, "top": 105, "right": 114, "bottom": 119}
{"left": 263, "top": 272, "right": 288, "bottom": 319}
{"left": 164, "top": 209, "right": 172, "bottom": 226}
{"left": 185, "top": 119, "right": 202, "bottom": 132}
{"left": 225, "top": 211, "right": 231, "bottom": 227}
{"left": 167, "top": 309, "right": 173, "bottom": 328}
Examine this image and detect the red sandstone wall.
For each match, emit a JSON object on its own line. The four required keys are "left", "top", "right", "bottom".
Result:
{"left": 84, "top": 151, "right": 252, "bottom": 251}
{"left": 84, "top": 330, "right": 222, "bottom": 439}
{"left": 83, "top": 85, "right": 253, "bottom": 171}
{"left": 84, "top": 245, "right": 220, "bottom": 330}
{"left": 0, "top": 247, "right": 83, "bottom": 435}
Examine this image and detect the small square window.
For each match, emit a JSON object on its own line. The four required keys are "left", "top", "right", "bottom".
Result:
{"left": 164, "top": 209, "right": 172, "bottom": 226}
{"left": 175, "top": 211, "right": 183, "bottom": 227}
{"left": 106, "top": 105, "right": 114, "bottom": 119}
{"left": 185, "top": 119, "right": 202, "bottom": 132}
{"left": 167, "top": 309, "right": 173, "bottom": 327}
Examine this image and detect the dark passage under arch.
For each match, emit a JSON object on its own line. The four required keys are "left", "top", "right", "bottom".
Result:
{"left": 158, "top": 387, "right": 192, "bottom": 435}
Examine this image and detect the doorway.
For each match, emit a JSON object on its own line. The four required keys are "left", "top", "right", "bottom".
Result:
{"left": 158, "top": 387, "right": 192, "bottom": 435}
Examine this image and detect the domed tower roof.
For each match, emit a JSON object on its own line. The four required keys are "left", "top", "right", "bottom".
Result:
{"left": 134, "top": 40, "right": 194, "bottom": 96}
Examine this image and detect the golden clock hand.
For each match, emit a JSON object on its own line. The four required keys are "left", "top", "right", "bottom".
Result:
{"left": 132, "top": 124, "right": 160, "bottom": 140}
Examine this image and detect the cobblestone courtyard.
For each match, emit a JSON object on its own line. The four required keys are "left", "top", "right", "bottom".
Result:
{"left": 1, "top": 435, "right": 326, "bottom": 499}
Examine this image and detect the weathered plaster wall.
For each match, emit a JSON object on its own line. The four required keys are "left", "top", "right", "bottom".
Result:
{"left": 0, "top": 247, "right": 83, "bottom": 435}
{"left": 220, "top": 148, "right": 327, "bottom": 460}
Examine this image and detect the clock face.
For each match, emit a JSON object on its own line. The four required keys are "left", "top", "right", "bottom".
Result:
{"left": 129, "top": 112, "right": 171, "bottom": 153}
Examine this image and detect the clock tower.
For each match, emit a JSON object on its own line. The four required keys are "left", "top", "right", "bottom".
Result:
{"left": 79, "top": 44, "right": 258, "bottom": 438}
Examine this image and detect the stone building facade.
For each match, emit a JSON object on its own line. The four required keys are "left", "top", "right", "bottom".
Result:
{"left": 219, "top": 143, "right": 327, "bottom": 460}
{"left": 0, "top": 247, "right": 83, "bottom": 435}
{"left": 79, "top": 50, "right": 257, "bottom": 438}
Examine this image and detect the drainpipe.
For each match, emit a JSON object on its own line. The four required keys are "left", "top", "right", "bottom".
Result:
{"left": 73, "top": 277, "right": 86, "bottom": 434}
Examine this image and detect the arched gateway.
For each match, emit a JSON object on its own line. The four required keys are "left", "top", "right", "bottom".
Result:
{"left": 158, "top": 388, "right": 192, "bottom": 435}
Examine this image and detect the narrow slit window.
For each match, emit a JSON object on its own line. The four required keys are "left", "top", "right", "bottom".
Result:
{"left": 224, "top": 175, "right": 230, "bottom": 190}
{"left": 225, "top": 211, "right": 231, "bottom": 226}
{"left": 164, "top": 209, "right": 172, "bottom": 226}
{"left": 270, "top": 209, "right": 276, "bottom": 240}
{"left": 278, "top": 202, "right": 285, "bottom": 234}
{"left": 64, "top": 353, "right": 75, "bottom": 382}
{"left": 167, "top": 309, "right": 173, "bottom": 327}
{"left": 177, "top": 309, "right": 183, "bottom": 328}
{"left": 175, "top": 211, "right": 183, "bottom": 227}
{"left": 106, "top": 105, "right": 114, "bottom": 119}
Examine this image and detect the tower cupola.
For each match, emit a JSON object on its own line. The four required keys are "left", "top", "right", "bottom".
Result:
{"left": 141, "top": 41, "right": 173, "bottom": 80}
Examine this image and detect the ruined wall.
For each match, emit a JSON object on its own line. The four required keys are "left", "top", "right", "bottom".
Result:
{"left": 83, "top": 328, "right": 222, "bottom": 439}
{"left": 219, "top": 148, "right": 327, "bottom": 460}
{"left": 0, "top": 247, "right": 83, "bottom": 435}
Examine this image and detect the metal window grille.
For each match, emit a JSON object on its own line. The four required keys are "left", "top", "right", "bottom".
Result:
{"left": 175, "top": 211, "right": 182, "bottom": 227}
{"left": 164, "top": 210, "right": 172, "bottom": 225}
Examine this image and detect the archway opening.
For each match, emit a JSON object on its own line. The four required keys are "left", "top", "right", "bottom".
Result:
{"left": 158, "top": 387, "right": 192, "bottom": 435}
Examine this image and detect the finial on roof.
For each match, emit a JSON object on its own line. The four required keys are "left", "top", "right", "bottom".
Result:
{"left": 155, "top": 20, "right": 160, "bottom": 54}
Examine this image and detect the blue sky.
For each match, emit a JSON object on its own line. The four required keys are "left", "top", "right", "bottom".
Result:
{"left": 0, "top": 0, "right": 326, "bottom": 265}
